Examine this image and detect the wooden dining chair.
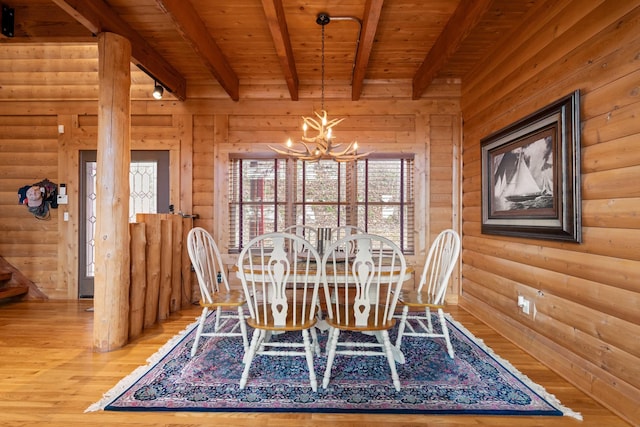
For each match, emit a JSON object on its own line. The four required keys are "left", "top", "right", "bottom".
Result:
{"left": 321, "top": 233, "right": 407, "bottom": 391}
{"left": 330, "top": 225, "right": 365, "bottom": 241}
{"left": 187, "top": 227, "right": 249, "bottom": 358}
{"left": 236, "top": 232, "right": 322, "bottom": 391}
{"left": 395, "top": 229, "right": 461, "bottom": 358}
{"left": 330, "top": 225, "right": 365, "bottom": 257}
{"left": 283, "top": 224, "right": 318, "bottom": 246}
{"left": 283, "top": 223, "right": 332, "bottom": 330}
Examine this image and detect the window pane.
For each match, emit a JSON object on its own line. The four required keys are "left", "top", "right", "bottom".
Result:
{"left": 229, "top": 158, "right": 286, "bottom": 251}
{"left": 296, "top": 159, "right": 347, "bottom": 227}
{"left": 129, "top": 161, "right": 158, "bottom": 222}
{"left": 297, "top": 161, "right": 343, "bottom": 202}
{"left": 356, "top": 158, "right": 414, "bottom": 253}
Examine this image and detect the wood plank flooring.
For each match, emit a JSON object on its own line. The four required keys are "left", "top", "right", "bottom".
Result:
{"left": 0, "top": 300, "right": 630, "bottom": 427}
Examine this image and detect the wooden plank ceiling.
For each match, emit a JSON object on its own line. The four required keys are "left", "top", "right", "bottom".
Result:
{"left": 1, "top": 0, "right": 537, "bottom": 101}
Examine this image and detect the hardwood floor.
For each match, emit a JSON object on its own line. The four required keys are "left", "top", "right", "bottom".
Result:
{"left": 0, "top": 300, "right": 630, "bottom": 427}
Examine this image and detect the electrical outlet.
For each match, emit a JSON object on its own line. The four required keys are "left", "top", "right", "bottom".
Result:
{"left": 522, "top": 299, "right": 530, "bottom": 314}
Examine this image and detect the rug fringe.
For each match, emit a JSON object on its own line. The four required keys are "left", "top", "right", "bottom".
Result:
{"left": 444, "top": 313, "right": 583, "bottom": 421}
{"left": 85, "top": 316, "right": 201, "bottom": 413}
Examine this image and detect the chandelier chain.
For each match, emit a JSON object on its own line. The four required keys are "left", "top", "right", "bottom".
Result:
{"left": 321, "top": 23, "right": 325, "bottom": 112}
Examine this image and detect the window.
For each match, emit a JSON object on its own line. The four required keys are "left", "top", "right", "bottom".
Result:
{"left": 228, "top": 154, "right": 414, "bottom": 253}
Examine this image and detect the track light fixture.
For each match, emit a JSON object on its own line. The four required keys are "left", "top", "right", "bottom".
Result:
{"left": 152, "top": 80, "right": 164, "bottom": 100}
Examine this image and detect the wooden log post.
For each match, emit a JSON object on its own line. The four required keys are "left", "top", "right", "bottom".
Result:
{"left": 129, "top": 222, "right": 147, "bottom": 340}
{"left": 181, "top": 217, "right": 194, "bottom": 307}
{"left": 141, "top": 214, "right": 161, "bottom": 328}
{"left": 170, "top": 215, "right": 183, "bottom": 312}
{"left": 158, "top": 217, "right": 173, "bottom": 320}
{"left": 93, "top": 32, "right": 131, "bottom": 352}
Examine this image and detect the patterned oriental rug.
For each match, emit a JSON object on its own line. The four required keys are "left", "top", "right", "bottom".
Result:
{"left": 87, "top": 313, "right": 581, "bottom": 419}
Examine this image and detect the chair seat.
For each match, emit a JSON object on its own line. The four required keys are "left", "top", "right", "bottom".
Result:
{"left": 325, "top": 304, "right": 396, "bottom": 331}
{"left": 247, "top": 303, "right": 317, "bottom": 331}
{"left": 397, "top": 290, "right": 445, "bottom": 309}
{"left": 199, "top": 289, "right": 246, "bottom": 308}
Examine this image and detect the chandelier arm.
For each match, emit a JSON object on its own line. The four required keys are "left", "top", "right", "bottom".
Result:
{"left": 314, "top": 110, "right": 328, "bottom": 121}
{"left": 325, "top": 118, "right": 345, "bottom": 128}
{"left": 328, "top": 141, "right": 358, "bottom": 156}
{"left": 331, "top": 152, "right": 371, "bottom": 162}
{"left": 301, "top": 136, "right": 320, "bottom": 144}
{"left": 268, "top": 145, "right": 309, "bottom": 156}
{"left": 303, "top": 116, "right": 322, "bottom": 131}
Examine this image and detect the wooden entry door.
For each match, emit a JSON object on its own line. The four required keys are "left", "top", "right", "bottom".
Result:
{"left": 78, "top": 150, "right": 170, "bottom": 298}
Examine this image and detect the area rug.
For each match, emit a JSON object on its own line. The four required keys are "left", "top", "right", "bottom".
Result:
{"left": 87, "top": 313, "right": 581, "bottom": 419}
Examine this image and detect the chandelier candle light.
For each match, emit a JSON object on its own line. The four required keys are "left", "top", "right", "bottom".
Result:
{"left": 269, "top": 13, "right": 369, "bottom": 163}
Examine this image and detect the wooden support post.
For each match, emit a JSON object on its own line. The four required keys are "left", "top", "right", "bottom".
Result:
{"left": 129, "top": 222, "right": 147, "bottom": 340}
{"left": 181, "top": 217, "right": 194, "bottom": 307}
{"left": 158, "top": 217, "right": 173, "bottom": 320}
{"left": 141, "top": 214, "right": 161, "bottom": 328}
{"left": 93, "top": 32, "right": 131, "bottom": 352}
{"left": 170, "top": 215, "right": 183, "bottom": 312}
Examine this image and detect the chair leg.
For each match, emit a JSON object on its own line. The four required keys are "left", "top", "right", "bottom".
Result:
{"left": 240, "top": 329, "right": 263, "bottom": 389}
{"left": 237, "top": 306, "right": 249, "bottom": 361}
{"left": 322, "top": 328, "right": 340, "bottom": 389}
{"left": 310, "top": 325, "right": 320, "bottom": 356}
{"left": 190, "top": 307, "right": 209, "bottom": 358}
{"left": 439, "top": 308, "right": 454, "bottom": 358}
{"left": 382, "top": 330, "right": 401, "bottom": 391}
{"left": 395, "top": 305, "right": 409, "bottom": 349}
{"left": 426, "top": 307, "right": 433, "bottom": 332}
{"left": 302, "top": 329, "right": 318, "bottom": 392}
{"left": 214, "top": 307, "right": 222, "bottom": 331}
{"left": 316, "top": 302, "right": 329, "bottom": 331}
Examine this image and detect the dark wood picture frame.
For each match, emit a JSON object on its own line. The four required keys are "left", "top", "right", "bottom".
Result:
{"left": 481, "top": 90, "right": 581, "bottom": 242}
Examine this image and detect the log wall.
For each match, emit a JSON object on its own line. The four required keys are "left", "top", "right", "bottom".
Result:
{"left": 460, "top": 1, "right": 640, "bottom": 425}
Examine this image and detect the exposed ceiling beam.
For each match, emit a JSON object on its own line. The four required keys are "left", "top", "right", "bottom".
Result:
{"left": 1, "top": 3, "right": 95, "bottom": 42}
{"left": 412, "top": 0, "right": 493, "bottom": 99}
{"left": 351, "top": 0, "right": 383, "bottom": 101}
{"left": 156, "top": 0, "right": 239, "bottom": 101}
{"left": 52, "top": 0, "right": 187, "bottom": 101}
{"left": 261, "top": 0, "right": 298, "bottom": 101}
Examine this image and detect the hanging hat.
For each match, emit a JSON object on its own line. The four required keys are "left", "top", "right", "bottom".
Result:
{"left": 18, "top": 185, "right": 30, "bottom": 205}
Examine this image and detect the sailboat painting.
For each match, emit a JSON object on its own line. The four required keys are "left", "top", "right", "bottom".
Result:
{"left": 492, "top": 137, "right": 554, "bottom": 212}
{"left": 480, "top": 90, "right": 581, "bottom": 242}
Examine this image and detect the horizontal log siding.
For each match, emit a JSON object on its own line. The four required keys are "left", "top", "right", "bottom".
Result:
{"left": 0, "top": 116, "right": 59, "bottom": 296}
{"left": 460, "top": 1, "right": 640, "bottom": 425}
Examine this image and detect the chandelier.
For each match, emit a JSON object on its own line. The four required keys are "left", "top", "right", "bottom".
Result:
{"left": 269, "top": 13, "right": 369, "bottom": 163}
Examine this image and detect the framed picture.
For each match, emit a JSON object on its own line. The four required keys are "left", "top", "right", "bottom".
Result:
{"left": 481, "top": 90, "right": 581, "bottom": 242}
